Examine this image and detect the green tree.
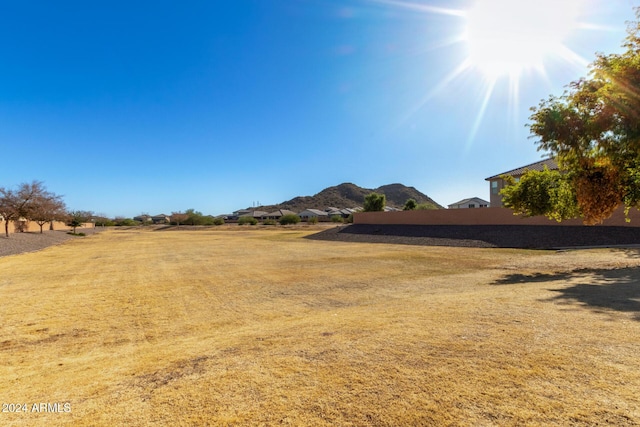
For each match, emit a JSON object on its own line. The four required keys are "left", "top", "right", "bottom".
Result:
{"left": 523, "top": 8, "right": 640, "bottom": 224}
{"left": 501, "top": 168, "right": 580, "bottom": 222}
{"left": 363, "top": 192, "right": 386, "bottom": 212}
{"left": 403, "top": 198, "right": 417, "bottom": 210}
{"left": 67, "top": 210, "right": 93, "bottom": 233}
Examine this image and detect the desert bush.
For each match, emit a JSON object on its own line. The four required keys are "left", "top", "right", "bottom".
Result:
{"left": 346, "top": 214, "right": 354, "bottom": 223}
{"left": 307, "top": 216, "right": 319, "bottom": 224}
{"left": 213, "top": 217, "right": 225, "bottom": 226}
{"left": 238, "top": 216, "right": 258, "bottom": 225}
{"left": 279, "top": 214, "right": 301, "bottom": 225}
{"left": 262, "top": 219, "right": 277, "bottom": 225}
{"left": 331, "top": 215, "right": 344, "bottom": 223}
{"left": 416, "top": 203, "right": 438, "bottom": 210}
{"left": 94, "top": 218, "right": 115, "bottom": 227}
{"left": 403, "top": 198, "right": 417, "bottom": 210}
{"left": 115, "top": 218, "right": 139, "bottom": 226}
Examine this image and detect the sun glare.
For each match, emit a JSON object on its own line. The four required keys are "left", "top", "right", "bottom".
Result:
{"left": 368, "top": 0, "right": 599, "bottom": 145}
{"left": 464, "top": 0, "right": 583, "bottom": 79}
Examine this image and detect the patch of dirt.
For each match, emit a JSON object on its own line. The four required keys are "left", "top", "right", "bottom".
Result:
{"left": 0, "top": 228, "right": 103, "bottom": 258}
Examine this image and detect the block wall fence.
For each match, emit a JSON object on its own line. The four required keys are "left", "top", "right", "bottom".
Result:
{"left": 353, "top": 206, "right": 640, "bottom": 227}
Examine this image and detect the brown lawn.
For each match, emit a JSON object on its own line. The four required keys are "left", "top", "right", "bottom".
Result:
{"left": 0, "top": 227, "right": 639, "bottom": 426}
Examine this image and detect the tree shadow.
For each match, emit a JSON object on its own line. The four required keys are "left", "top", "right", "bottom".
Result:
{"left": 492, "top": 270, "right": 584, "bottom": 285}
{"left": 546, "top": 267, "right": 640, "bottom": 321}
{"left": 493, "top": 267, "right": 640, "bottom": 321}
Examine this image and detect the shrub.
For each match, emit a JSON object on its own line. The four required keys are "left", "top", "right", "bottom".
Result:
{"left": 416, "top": 203, "right": 438, "bottom": 210}
{"left": 307, "top": 216, "right": 319, "bottom": 224}
{"left": 279, "top": 214, "right": 301, "bottom": 225}
{"left": 331, "top": 215, "right": 344, "bottom": 223}
{"left": 213, "top": 217, "right": 225, "bottom": 226}
{"left": 403, "top": 198, "right": 417, "bottom": 210}
{"left": 238, "top": 216, "right": 258, "bottom": 225}
{"left": 115, "top": 218, "right": 139, "bottom": 226}
{"left": 262, "top": 219, "right": 277, "bottom": 225}
{"left": 346, "top": 214, "right": 354, "bottom": 223}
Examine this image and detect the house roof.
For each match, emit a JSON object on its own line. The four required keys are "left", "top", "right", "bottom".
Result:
{"left": 299, "top": 209, "right": 328, "bottom": 216}
{"left": 448, "top": 197, "right": 489, "bottom": 206}
{"left": 265, "top": 209, "right": 297, "bottom": 217}
{"left": 485, "top": 158, "right": 558, "bottom": 180}
{"left": 239, "top": 210, "right": 269, "bottom": 217}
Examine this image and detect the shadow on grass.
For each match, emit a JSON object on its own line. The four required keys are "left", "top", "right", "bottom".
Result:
{"left": 494, "top": 267, "right": 640, "bottom": 321}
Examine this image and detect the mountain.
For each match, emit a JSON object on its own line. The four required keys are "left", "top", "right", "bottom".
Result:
{"left": 256, "top": 183, "right": 443, "bottom": 213}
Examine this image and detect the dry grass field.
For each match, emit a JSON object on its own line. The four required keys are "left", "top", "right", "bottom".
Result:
{"left": 1, "top": 226, "right": 640, "bottom": 426}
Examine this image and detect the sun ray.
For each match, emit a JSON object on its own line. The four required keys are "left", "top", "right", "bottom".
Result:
{"left": 466, "top": 77, "right": 497, "bottom": 151}
{"left": 507, "top": 73, "right": 521, "bottom": 129}
{"left": 366, "top": 0, "right": 465, "bottom": 17}
{"left": 553, "top": 44, "right": 590, "bottom": 69}
{"left": 398, "top": 59, "right": 473, "bottom": 125}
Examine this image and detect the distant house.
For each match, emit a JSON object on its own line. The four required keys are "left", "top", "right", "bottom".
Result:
{"left": 448, "top": 197, "right": 489, "bottom": 209}
{"left": 298, "top": 209, "right": 329, "bottom": 221}
{"left": 485, "top": 158, "right": 558, "bottom": 207}
{"left": 133, "top": 214, "right": 152, "bottom": 223}
{"left": 263, "top": 209, "right": 297, "bottom": 220}
{"left": 233, "top": 209, "right": 251, "bottom": 216}
{"left": 326, "top": 207, "right": 360, "bottom": 218}
{"left": 227, "top": 209, "right": 268, "bottom": 220}
{"left": 152, "top": 214, "right": 171, "bottom": 224}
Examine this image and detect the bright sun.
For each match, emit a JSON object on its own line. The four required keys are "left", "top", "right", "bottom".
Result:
{"left": 368, "top": 0, "right": 596, "bottom": 144}
{"left": 464, "top": 0, "right": 583, "bottom": 79}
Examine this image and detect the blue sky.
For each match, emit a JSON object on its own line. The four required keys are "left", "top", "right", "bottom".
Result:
{"left": 1, "top": 0, "right": 639, "bottom": 217}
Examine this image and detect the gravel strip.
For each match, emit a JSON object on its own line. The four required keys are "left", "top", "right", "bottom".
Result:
{"left": 0, "top": 228, "right": 102, "bottom": 258}
{"left": 305, "top": 224, "right": 640, "bottom": 249}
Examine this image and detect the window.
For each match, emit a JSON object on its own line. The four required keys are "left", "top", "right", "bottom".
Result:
{"left": 468, "top": 204, "right": 476, "bottom": 208}
{"left": 491, "top": 181, "right": 499, "bottom": 194}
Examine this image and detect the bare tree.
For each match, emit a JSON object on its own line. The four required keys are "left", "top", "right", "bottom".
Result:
{"left": 0, "top": 187, "right": 19, "bottom": 237}
{"left": 0, "top": 181, "right": 48, "bottom": 237}
{"left": 30, "top": 192, "right": 67, "bottom": 233}
{"left": 171, "top": 212, "right": 188, "bottom": 226}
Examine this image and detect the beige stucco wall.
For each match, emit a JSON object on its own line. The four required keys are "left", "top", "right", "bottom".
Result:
{"left": 488, "top": 178, "right": 504, "bottom": 207}
{"left": 354, "top": 206, "right": 640, "bottom": 227}
{"left": 0, "top": 220, "right": 94, "bottom": 234}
